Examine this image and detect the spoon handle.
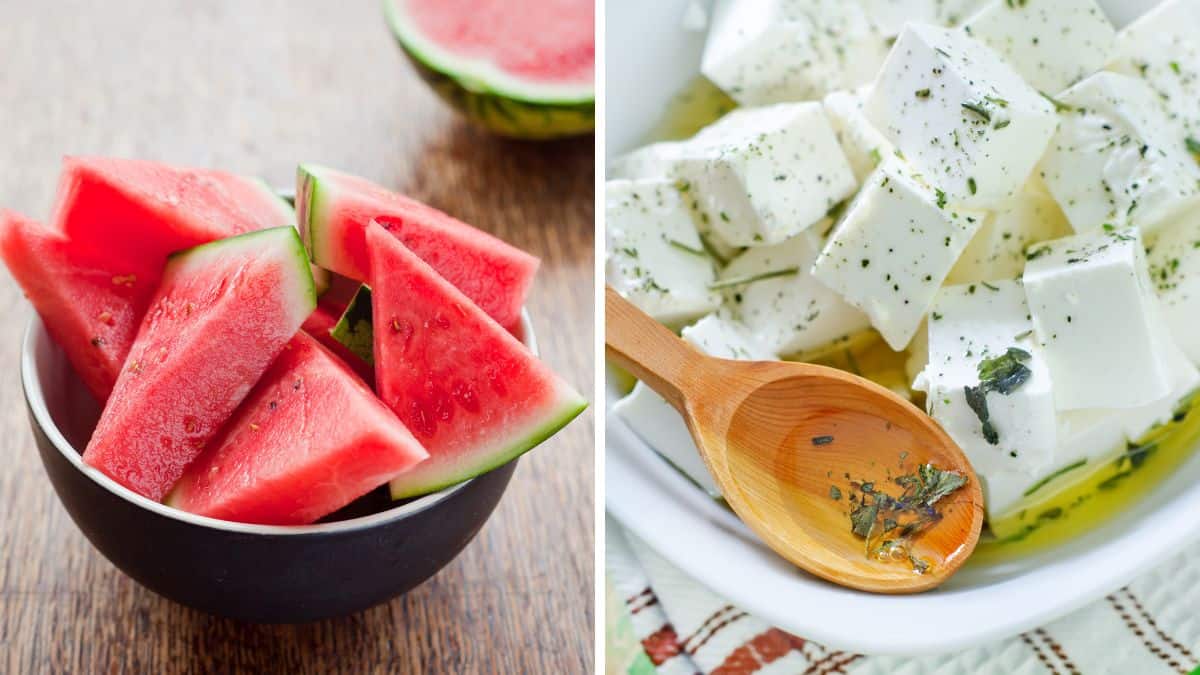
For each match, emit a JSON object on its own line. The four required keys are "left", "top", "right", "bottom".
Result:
{"left": 604, "top": 286, "right": 701, "bottom": 410}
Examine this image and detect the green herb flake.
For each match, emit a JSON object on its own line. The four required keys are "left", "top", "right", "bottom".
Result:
{"left": 915, "top": 88, "right": 932, "bottom": 99}
{"left": 708, "top": 267, "right": 799, "bottom": 290}
{"left": 812, "top": 435, "right": 835, "bottom": 446}
{"left": 961, "top": 100, "right": 991, "bottom": 122}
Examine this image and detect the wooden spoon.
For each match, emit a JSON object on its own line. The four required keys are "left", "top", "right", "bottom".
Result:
{"left": 606, "top": 286, "right": 984, "bottom": 593}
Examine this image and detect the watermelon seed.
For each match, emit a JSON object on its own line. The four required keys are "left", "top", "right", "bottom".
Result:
{"left": 111, "top": 274, "right": 137, "bottom": 287}
{"left": 97, "top": 310, "right": 114, "bottom": 326}
{"left": 90, "top": 337, "right": 106, "bottom": 348}
{"left": 128, "top": 361, "right": 142, "bottom": 374}
{"left": 268, "top": 401, "right": 277, "bottom": 410}
{"left": 250, "top": 423, "right": 260, "bottom": 431}
{"left": 293, "top": 379, "right": 302, "bottom": 391}
{"left": 183, "top": 416, "right": 200, "bottom": 434}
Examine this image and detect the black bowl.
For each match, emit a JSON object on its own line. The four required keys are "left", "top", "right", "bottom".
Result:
{"left": 19, "top": 313, "right": 533, "bottom": 623}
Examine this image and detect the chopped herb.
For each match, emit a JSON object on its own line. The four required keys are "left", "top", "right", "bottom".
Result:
{"left": 1039, "top": 91, "right": 1074, "bottom": 113}
{"left": 915, "top": 88, "right": 932, "bottom": 98}
{"left": 984, "top": 95, "right": 1009, "bottom": 108}
{"left": 1014, "top": 329, "right": 1033, "bottom": 341}
{"left": 967, "top": 177, "right": 977, "bottom": 195}
{"left": 1187, "top": 137, "right": 1200, "bottom": 156}
{"left": 1023, "top": 458, "right": 1087, "bottom": 497}
{"left": 667, "top": 239, "right": 706, "bottom": 256}
{"left": 961, "top": 100, "right": 991, "bottom": 122}
{"left": 994, "top": 119, "right": 1011, "bottom": 130}
{"left": 830, "top": 486, "right": 842, "bottom": 501}
{"left": 1026, "top": 245, "right": 1051, "bottom": 261}
{"left": 981, "top": 281, "right": 1000, "bottom": 291}
{"left": 935, "top": 188, "right": 947, "bottom": 209}
{"left": 963, "top": 348, "right": 1033, "bottom": 445}
{"left": 708, "top": 267, "right": 799, "bottom": 290}
{"left": 812, "top": 435, "right": 835, "bottom": 446}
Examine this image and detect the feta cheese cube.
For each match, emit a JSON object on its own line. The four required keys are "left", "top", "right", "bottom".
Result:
{"left": 1039, "top": 72, "right": 1200, "bottom": 235}
{"left": 719, "top": 232, "right": 870, "bottom": 356}
{"left": 701, "top": 0, "right": 888, "bottom": 105}
{"left": 913, "top": 281, "right": 1059, "bottom": 480}
{"left": 606, "top": 179, "right": 721, "bottom": 326}
{"left": 1107, "top": 0, "right": 1200, "bottom": 143}
{"left": 1114, "top": 330, "right": 1199, "bottom": 440}
{"left": 1148, "top": 211, "right": 1200, "bottom": 364}
{"left": 613, "top": 314, "right": 777, "bottom": 497}
{"left": 1022, "top": 227, "right": 1173, "bottom": 409}
{"left": 675, "top": 103, "right": 857, "bottom": 247}
{"left": 946, "top": 176, "right": 1071, "bottom": 283}
{"left": 822, "top": 87, "right": 895, "bottom": 183}
{"left": 962, "top": 0, "right": 1116, "bottom": 95}
{"left": 861, "top": 0, "right": 987, "bottom": 36}
{"left": 864, "top": 23, "right": 1059, "bottom": 208}
{"left": 811, "top": 158, "right": 986, "bottom": 349}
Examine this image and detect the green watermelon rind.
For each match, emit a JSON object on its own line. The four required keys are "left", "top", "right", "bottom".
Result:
{"left": 329, "top": 284, "right": 375, "bottom": 366}
{"left": 296, "top": 164, "right": 342, "bottom": 279}
{"left": 388, "top": 391, "right": 588, "bottom": 500}
{"left": 255, "top": 177, "right": 331, "bottom": 297}
{"left": 382, "top": 0, "right": 594, "bottom": 140}
{"left": 167, "top": 226, "right": 317, "bottom": 325}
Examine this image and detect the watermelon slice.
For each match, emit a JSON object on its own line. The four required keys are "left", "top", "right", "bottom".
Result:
{"left": 365, "top": 222, "right": 586, "bottom": 498}
{"left": 384, "top": 0, "right": 594, "bottom": 139}
{"left": 83, "top": 227, "right": 316, "bottom": 500}
{"left": 0, "top": 210, "right": 155, "bottom": 403}
{"left": 302, "top": 296, "right": 374, "bottom": 384}
{"left": 297, "top": 164, "right": 539, "bottom": 329}
{"left": 166, "top": 333, "right": 428, "bottom": 525}
{"left": 53, "top": 157, "right": 296, "bottom": 274}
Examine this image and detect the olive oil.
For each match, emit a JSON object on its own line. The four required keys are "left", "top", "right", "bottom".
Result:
{"left": 970, "top": 392, "right": 1200, "bottom": 564}
{"left": 643, "top": 76, "right": 737, "bottom": 144}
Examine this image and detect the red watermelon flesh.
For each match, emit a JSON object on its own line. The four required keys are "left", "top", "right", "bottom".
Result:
{"left": 366, "top": 222, "right": 585, "bottom": 498}
{"left": 84, "top": 227, "right": 316, "bottom": 501}
{"left": 53, "top": 156, "right": 294, "bottom": 278}
{"left": 0, "top": 210, "right": 154, "bottom": 403}
{"left": 297, "top": 164, "right": 539, "bottom": 330}
{"left": 166, "top": 333, "right": 428, "bottom": 525}
{"left": 302, "top": 298, "right": 374, "bottom": 385}
{"left": 400, "top": 0, "right": 594, "bottom": 89}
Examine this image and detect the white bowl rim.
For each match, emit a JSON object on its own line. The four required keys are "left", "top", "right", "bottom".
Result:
{"left": 20, "top": 308, "right": 538, "bottom": 537}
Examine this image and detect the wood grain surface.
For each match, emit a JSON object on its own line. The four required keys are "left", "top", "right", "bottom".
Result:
{"left": 0, "top": 2, "right": 595, "bottom": 673}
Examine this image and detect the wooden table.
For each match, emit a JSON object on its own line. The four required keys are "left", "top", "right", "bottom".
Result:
{"left": 0, "top": 2, "right": 595, "bottom": 672}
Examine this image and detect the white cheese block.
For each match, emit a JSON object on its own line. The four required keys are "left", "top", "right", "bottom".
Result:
{"left": 913, "top": 281, "right": 1059, "bottom": 480}
{"left": 608, "top": 141, "right": 696, "bottom": 180}
{"left": 1022, "top": 227, "right": 1173, "bottom": 410}
{"left": 1039, "top": 72, "right": 1200, "bottom": 235}
{"left": 606, "top": 179, "right": 721, "bottom": 327}
{"left": 861, "top": 0, "right": 987, "bottom": 36}
{"left": 675, "top": 103, "right": 858, "bottom": 247}
{"left": 864, "top": 23, "right": 1059, "bottom": 208}
{"left": 613, "top": 314, "right": 777, "bottom": 497}
{"left": 962, "top": 0, "right": 1116, "bottom": 95}
{"left": 1113, "top": 329, "right": 1199, "bottom": 441}
{"left": 1107, "top": 0, "right": 1200, "bottom": 144}
{"left": 1148, "top": 211, "right": 1200, "bottom": 365}
{"left": 811, "top": 158, "right": 986, "bottom": 350}
{"left": 719, "top": 232, "right": 871, "bottom": 356}
{"left": 822, "top": 87, "right": 895, "bottom": 183}
{"left": 946, "top": 176, "right": 1072, "bottom": 283}
{"left": 701, "top": 0, "right": 889, "bottom": 105}
{"left": 905, "top": 317, "right": 929, "bottom": 388}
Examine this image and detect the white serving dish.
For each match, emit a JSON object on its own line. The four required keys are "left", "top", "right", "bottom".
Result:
{"left": 604, "top": 0, "right": 1192, "bottom": 656}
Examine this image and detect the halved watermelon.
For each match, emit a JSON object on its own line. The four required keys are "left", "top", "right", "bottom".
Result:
{"left": 384, "top": 0, "right": 594, "bottom": 139}
{"left": 365, "top": 222, "right": 586, "bottom": 498}
{"left": 84, "top": 227, "right": 316, "bottom": 500}
{"left": 302, "top": 296, "right": 374, "bottom": 384}
{"left": 297, "top": 164, "right": 539, "bottom": 329}
{"left": 0, "top": 210, "right": 155, "bottom": 403}
{"left": 166, "top": 333, "right": 428, "bottom": 525}
{"left": 53, "top": 157, "right": 296, "bottom": 273}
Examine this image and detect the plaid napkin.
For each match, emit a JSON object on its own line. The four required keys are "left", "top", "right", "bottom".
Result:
{"left": 606, "top": 516, "right": 1200, "bottom": 675}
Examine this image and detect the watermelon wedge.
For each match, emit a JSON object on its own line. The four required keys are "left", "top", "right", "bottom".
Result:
{"left": 383, "top": 0, "right": 594, "bottom": 139}
{"left": 297, "top": 164, "right": 539, "bottom": 329}
{"left": 53, "top": 157, "right": 296, "bottom": 274}
{"left": 302, "top": 296, "right": 374, "bottom": 384}
{"left": 83, "top": 227, "right": 316, "bottom": 500}
{"left": 0, "top": 210, "right": 155, "bottom": 403}
{"left": 365, "top": 222, "right": 586, "bottom": 498}
{"left": 166, "top": 333, "right": 428, "bottom": 525}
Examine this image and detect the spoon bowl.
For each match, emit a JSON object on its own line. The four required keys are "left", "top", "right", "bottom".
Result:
{"left": 606, "top": 286, "right": 984, "bottom": 593}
